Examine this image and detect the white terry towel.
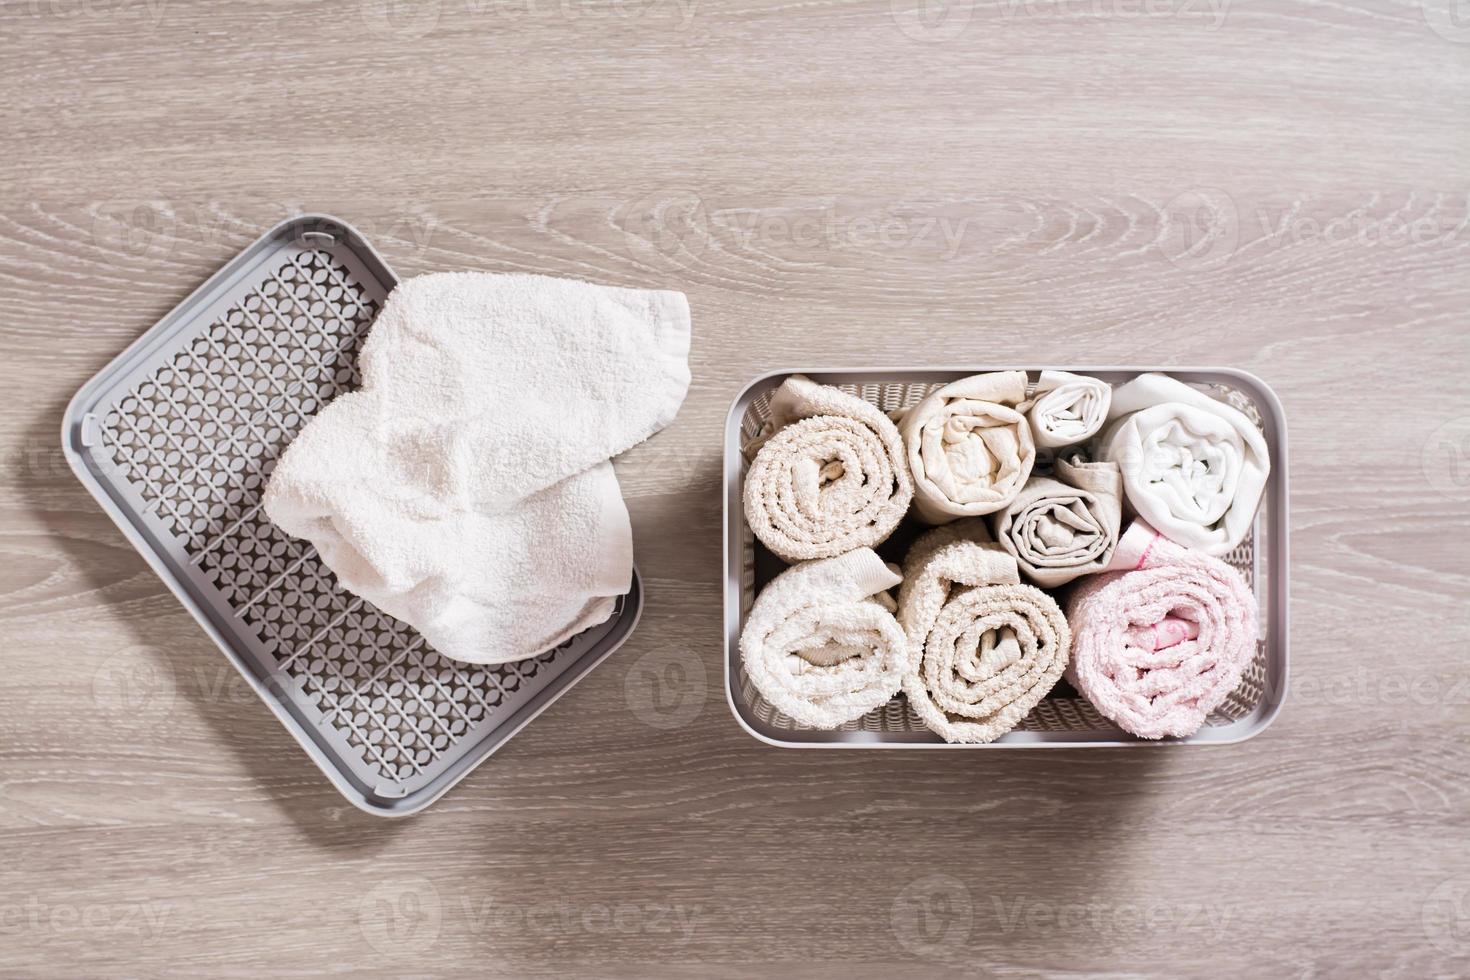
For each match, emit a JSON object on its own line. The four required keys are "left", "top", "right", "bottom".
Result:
{"left": 742, "top": 376, "right": 913, "bottom": 563}
{"left": 1098, "top": 373, "right": 1269, "bottom": 557}
{"left": 738, "top": 548, "right": 907, "bottom": 729}
{"left": 263, "top": 272, "right": 691, "bottom": 664}
{"left": 893, "top": 371, "right": 1036, "bottom": 524}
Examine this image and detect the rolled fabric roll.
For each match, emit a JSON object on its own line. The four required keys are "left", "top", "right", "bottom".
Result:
{"left": 1098, "top": 373, "right": 1270, "bottom": 557}
{"left": 739, "top": 548, "right": 908, "bottom": 729}
{"left": 1067, "top": 522, "right": 1258, "bottom": 740}
{"left": 743, "top": 376, "right": 913, "bottom": 562}
{"left": 993, "top": 454, "right": 1123, "bottom": 587}
{"left": 894, "top": 371, "right": 1036, "bottom": 524}
{"left": 1027, "top": 370, "right": 1112, "bottom": 449}
{"left": 896, "top": 519, "right": 1072, "bottom": 744}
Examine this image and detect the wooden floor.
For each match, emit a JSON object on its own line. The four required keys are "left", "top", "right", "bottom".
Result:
{"left": 3, "top": 1, "right": 1467, "bottom": 976}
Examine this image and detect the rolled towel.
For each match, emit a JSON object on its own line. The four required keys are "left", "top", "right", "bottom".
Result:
{"left": 896, "top": 519, "right": 1071, "bottom": 744}
{"left": 1066, "top": 522, "right": 1258, "bottom": 739}
{"left": 894, "top": 371, "right": 1037, "bottom": 524}
{"left": 993, "top": 454, "right": 1123, "bottom": 587}
{"left": 738, "top": 548, "right": 907, "bottom": 729}
{"left": 1027, "top": 370, "right": 1112, "bottom": 449}
{"left": 1098, "top": 373, "right": 1270, "bottom": 556}
{"left": 743, "top": 376, "right": 913, "bottom": 562}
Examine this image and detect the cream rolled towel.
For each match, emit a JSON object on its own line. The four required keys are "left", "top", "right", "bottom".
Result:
{"left": 1027, "top": 370, "right": 1112, "bottom": 449}
{"left": 738, "top": 548, "right": 907, "bottom": 729}
{"left": 263, "top": 272, "right": 690, "bottom": 664}
{"left": 896, "top": 519, "right": 1072, "bottom": 744}
{"left": 1098, "top": 373, "right": 1270, "bottom": 557}
{"left": 993, "top": 454, "right": 1123, "bottom": 587}
{"left": 893, "top": 371, "right": 1036, "bottom": 524}
{"left": 742, "top": 376, "right": 913, "bottom": 562}
{"left": 1066, "top": 522, "right": 1259, "bottom": 739}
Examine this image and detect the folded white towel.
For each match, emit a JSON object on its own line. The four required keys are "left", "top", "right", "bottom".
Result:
{"left": 263, "top": 271, "right": 691, "bottom": 664}
{"left": 1026, "top": 370, "right": 1112, "bottom": 449}
{"left": 893, "top": 371, "right": 1036, "bottom": 524}
{"left": 739, "top": 548, "right": 907, "bottom": 729}
{"left": 1098, "top": 373, "right": 1269, "bottom": 556}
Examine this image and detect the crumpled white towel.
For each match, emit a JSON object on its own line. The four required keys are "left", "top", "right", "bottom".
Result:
{"left": 896, "top": 519, "right": 1071, "bottom": 744}
{"left": 893, "top": 371, "right": 1036, "bottom": 524}
{"left": 1027, "top": 370, "right": 1112, "bottom": 449}
{"left": 738, "top": 548, "right": 907, "bottom": 729}
{"left": 1098, "top": 373, "right": 1270, "bottom": 556}
{"left": 743, "top": 376, "right": 913, "bottom": 562}
{"left": 263, "top": 271, "right": 691, "bottom": 664}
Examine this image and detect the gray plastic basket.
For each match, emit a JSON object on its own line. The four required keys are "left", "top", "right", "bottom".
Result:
{"left": 62, "top": 214, "right": 645, "bottom": 815}
{"left": 723, "top": 368, "right": 1288, "bottom": 747}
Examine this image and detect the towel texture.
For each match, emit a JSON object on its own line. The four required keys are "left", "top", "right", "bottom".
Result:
{"left": 743, "top": 376, "right": 913, "bottom": 562}
{"left": 1066, "top": 522, "right": 1258, "bottom": 739}
{"left": 894, "top": 371, "right": 1036, "bottom": 524}
{"left": 738, "top": 548, "right": 908, "bottom": 729}
{"left": 993, "top": 454, "right": 1123, "bottom": 587}
{"left": 263, "top": 271, "right": 691, "bottom": 664}
{"left": 1027, "top": 370, "right": 1112, "bottom": 449}
{"left": 1098, "top": 373, "right": 1269, "bottom": 556}
{"left": 896, "top": 519, "right": 1071, "bottom": 744}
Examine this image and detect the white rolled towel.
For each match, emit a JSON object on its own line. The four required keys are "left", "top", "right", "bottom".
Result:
{"left": 1027, "top": 370, "right": 1112, "bottom": 449}
{"left": 894, "top": 371, "right": 1036, "bottom": 524}
{"left": 739, "top": 548, "right": 907, "bottom": 729}
{"left": 1098, "top": 373, "right": 1270, "bottom": 556}
{"left": 743, "top": 376, "right": 913, "bottom": 562}
{"left": 896, "top": 519, "right": 1071, "bottom": 744}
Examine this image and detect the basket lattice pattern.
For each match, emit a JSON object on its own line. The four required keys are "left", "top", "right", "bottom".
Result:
{"left": 735, "top": 378, "right": 1270, "bottom": 737}
{"left": 97, "top": 248, "right": 579, "bottom": 788}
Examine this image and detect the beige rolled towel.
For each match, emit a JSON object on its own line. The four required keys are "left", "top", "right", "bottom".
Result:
{"left": 1027, "top": 370, "right": 1112, "bottom": 449}
{"left": 896, "top": 519, "right": 1072, "bottom": 744}
{"left": 743, "top": 376, "right": 913, "bottom": 562}
{"left": 893, "top": 371, "right": 1036, "bottom": 524}
{"left": 993, "top": 454, "right": 1123, "bottom": 587}
{"left": 739, "top": 548, "right": 908, "bottom": 729}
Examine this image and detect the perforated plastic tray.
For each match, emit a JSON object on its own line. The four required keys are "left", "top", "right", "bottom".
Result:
{"left": 723, "top": 368, "right": 1288, "bottom": 747}
{"left": 63, "top": 214, "right": 644, "bottom": 815}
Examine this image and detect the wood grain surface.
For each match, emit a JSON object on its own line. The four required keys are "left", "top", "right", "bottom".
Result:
{"left": 2, "top": 0, "right": 1468, "bottom": 976}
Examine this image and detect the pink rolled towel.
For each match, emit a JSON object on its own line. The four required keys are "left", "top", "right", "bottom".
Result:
{"left": 1066, "top": 522, "right": 1258, "bottom": 739}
